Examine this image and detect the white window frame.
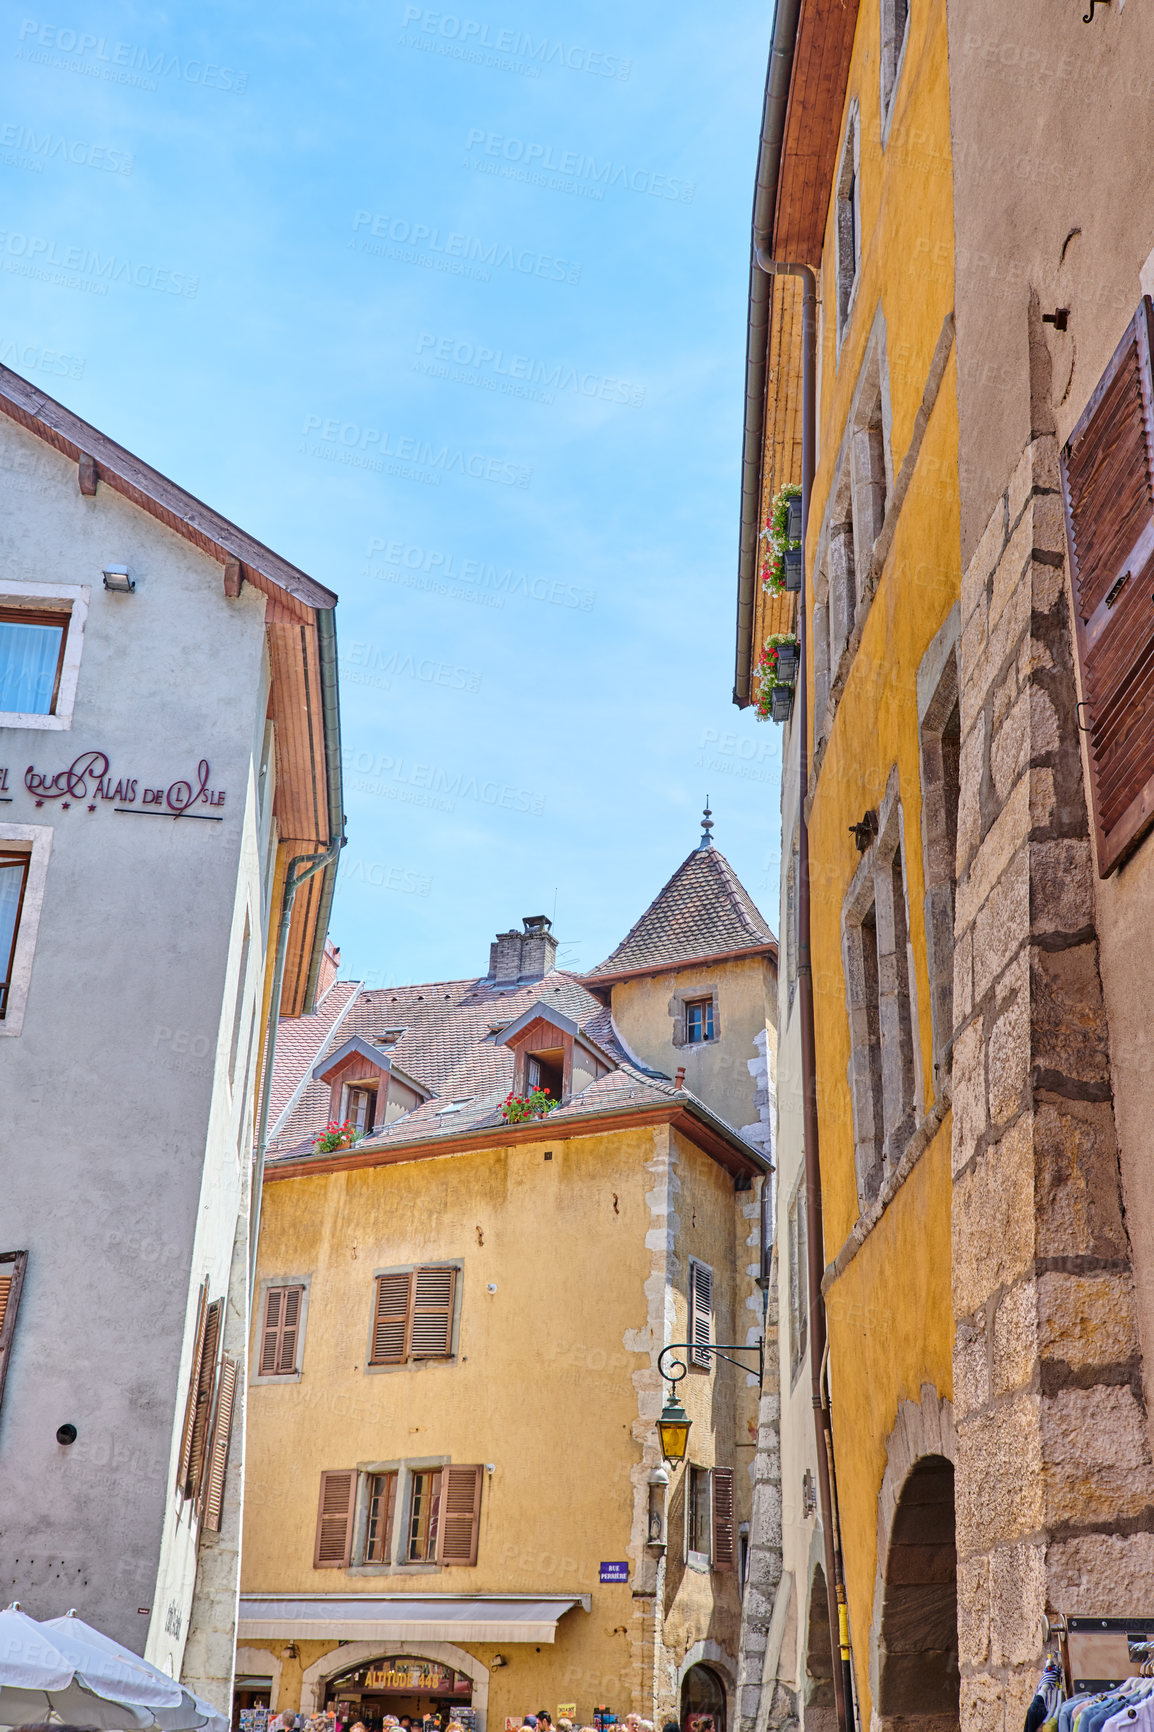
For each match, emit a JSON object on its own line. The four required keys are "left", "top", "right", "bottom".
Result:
{"left": 0, "top": 582, "right": 90, "bottom": 730}
{"left": 0, "top": 824, "right": 52, "bottom": 1037}
{"left": 835, "top": 104, "right": 862, "bottom": 350}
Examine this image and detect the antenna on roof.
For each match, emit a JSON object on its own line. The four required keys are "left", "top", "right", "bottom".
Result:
{"left": 698, "top": 798, "right": 714, "bottom": 850}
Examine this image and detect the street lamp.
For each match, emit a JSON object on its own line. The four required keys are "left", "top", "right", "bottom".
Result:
{"left": 655, "top": 1338, "right": 764, "bottom": 1464}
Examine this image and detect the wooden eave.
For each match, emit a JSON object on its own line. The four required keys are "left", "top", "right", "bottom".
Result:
{"left": 265, "top": 1098, "right": 768, "bottom": 1184}
{"left": 0, "top": 365, "right": 336, "bottom": 615}
{"left": 582, "top": 940, "right": 779, "bottom": 994}
{"left": 0, "top": 364, "right": 341, "bottom": 1020}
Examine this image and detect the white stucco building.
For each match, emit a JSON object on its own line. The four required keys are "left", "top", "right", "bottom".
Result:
{"left": 0, "top": 363, "right": 344, "bottom": 1709}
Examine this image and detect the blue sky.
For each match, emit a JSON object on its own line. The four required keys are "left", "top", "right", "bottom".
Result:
{"left": 2, "top": 0, "right": 781, "bottom": 987}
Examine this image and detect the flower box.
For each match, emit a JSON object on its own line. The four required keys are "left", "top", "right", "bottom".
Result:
{"left": 770, "top": 685, "right": 794, "bottom": 723}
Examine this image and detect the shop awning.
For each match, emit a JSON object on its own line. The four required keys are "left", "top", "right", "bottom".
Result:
{"left": 237, "top": 1595, "right": 590, "bottom": 1645}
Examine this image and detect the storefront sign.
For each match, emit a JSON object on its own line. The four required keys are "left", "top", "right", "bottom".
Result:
{"left": 360, "top": 1660, "right": 467, "bottom": 1693}
{"left": 14, "top": 749, "right": 227, "bottom": 818}
{"left": 557, "top": 1707, "right": 576, "bottom": 1721}
{"left": 599, "top": 1561, "right": 628, "bottom": 1583}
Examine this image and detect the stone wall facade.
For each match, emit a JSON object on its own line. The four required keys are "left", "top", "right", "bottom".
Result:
{"left": 736, "top": 1263, "right": 788, "bottom": 1732}
{"left": 951, "top": 422, "right": 1154, "bottom": 1732}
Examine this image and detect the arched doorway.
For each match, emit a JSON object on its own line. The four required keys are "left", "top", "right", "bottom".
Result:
{"left": 877, "top": 1455, "right": 959, "bottom": 1730}
{"left": 803, "top": 1566, "right": 837, "bottom": 1732}
{"left": 681, "top": 1662, "right": 726, "bottom": 1732}
{"left": 323, "top": 1655, "right": 475, "bottom": 1731}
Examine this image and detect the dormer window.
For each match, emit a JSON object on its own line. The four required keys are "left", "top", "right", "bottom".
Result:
{"left": 342, "top": 1081, "right": 379, "bottom": 1135}
{"left": 527, "top": 1049, "right": 564, "bottom": 1101}
{"left": 686, "top": 999, "right": 715, "bottom": 1044}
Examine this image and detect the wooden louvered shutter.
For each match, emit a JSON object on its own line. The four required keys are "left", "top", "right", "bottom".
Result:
{"left": 711, "top": 1466, "right": 735, "bottom": 1570}
{"left": 185, "top": 1298, "right": 223, "bottom": 1498}
{"left": 438, "top": 1464, "right": 483, "bottom": 1566}
{"left": 201, "top": 1356, "right": 238, "bottom": 1533}
{"left": 410, "top": 1266, "right": 456, "bottom": 1359}
{"left": 177, "top": 1282, "right": 210, "bottom": 1497}
{"left": 260, "top": 1285, "right": 303, "bottom": 1376}
{"left": 689, "top": 1259, "right": 713, "bottom": 1367}
{"left": 1061, "top": 295, "right": 1154, "bottom": 874}
{"left": 371, "top": 1272, "right": 412, "bottom": 1364}
{"left": 314, "top": 1469, "right": 356, "bottom": 1568}
{"left": 0, "top": 1250, "right": 28, "bottom": 1413}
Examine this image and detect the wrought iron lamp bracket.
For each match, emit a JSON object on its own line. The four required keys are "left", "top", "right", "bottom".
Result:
{"left": 657, "top": 1339, "right": 764, "bottom": 1391}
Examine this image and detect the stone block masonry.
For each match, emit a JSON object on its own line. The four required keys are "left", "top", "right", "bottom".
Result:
{"left": 951, "top": 433, "right": 1154, "bottom": 1732}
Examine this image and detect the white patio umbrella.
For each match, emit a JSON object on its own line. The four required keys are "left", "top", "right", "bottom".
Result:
{"left": 0, "top": 1605, "right": 150, "bottom": 1730}
{"left": 38, "top": 1616, "right": 226, "bottom": 1732}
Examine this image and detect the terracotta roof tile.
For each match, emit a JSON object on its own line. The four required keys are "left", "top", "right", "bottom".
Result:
{"left": 584, "top": 842, "right": 775, "bottom": 981}
{"left": 267, "top": 979, "right": 359, "bottom": 1136}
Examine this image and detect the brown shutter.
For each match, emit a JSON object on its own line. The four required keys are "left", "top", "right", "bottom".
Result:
{"left": 689, "top": 1260, "right": 713, "bottom": 1367}
{"left": 438, "top": 1464, "right": 483, "bottom": 1565}
{"left": 711, "top": 1467, "right": 735, "bottom": 1570}
{"left": 410, "top": 1266, "right": 456, "bottom": 1359}
{"left": 259, "top": 1285, "right": 303, "bottom": 1376}
{"left": 371, "top": 1272, "right": 412, "bottom": 1364}
{"left": 177, "top": 1282, "right": 210, "bottom": 1496}
{"left": 314, "top": 1469, "right": 356, "bottom": 1568}
{"left": 1061, "top": 296, "right": 1154, "bottom": 873}
{"left": 201, "top": 1356, "right": 238, "bottom": 1533}
{"left": 185, "top": 1298, "right": 223, "bottom": 1498}
{"left": 0, "top": 1250, "right": 28, "bottom": 1414}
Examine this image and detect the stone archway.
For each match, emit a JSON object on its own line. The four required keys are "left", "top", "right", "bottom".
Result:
{"left": 876, "top": 1457, "right": 959, "bottom": 1731}
{"left": 869, "top": 1384, "right": 956, "bottom": 1724}
{"left": 299, "top": 1642, "right": 489, "bottom": 1732}
{"left": 802, "top": 1566, "right": 837, "bottom": 1732}
{"left": 677, "top": 1643, "right": 735, "bottom": 1732}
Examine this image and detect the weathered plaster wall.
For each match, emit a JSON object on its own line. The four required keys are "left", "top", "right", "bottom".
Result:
{"left": 610, "top": 955, "right": 777, "bottom": 1141}
{"left": 0, "top": 410, "right": 268, "bottom": 1672}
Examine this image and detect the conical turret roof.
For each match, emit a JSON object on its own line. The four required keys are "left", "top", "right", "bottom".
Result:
{"left": 585, "top": 834, "right": 776, "bottom": 985}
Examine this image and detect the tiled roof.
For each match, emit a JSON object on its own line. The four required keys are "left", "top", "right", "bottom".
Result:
{"left": 267, "top": 979, "right": 360, "bottom": 1136}
{"left": 584, "top": 842, "right": 776, "bottom": 981}
{"left": 266, "top": 969, "right": 630, "bottom": 1158}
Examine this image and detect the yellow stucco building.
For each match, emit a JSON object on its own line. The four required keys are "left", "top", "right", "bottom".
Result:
{"left": 236, "top": 824, "right": 777, "bottom": 1732}
{"left": 734, "top": 0, "right": 960, "bottom": 1725}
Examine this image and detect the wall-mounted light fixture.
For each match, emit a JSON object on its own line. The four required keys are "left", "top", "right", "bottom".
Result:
{"left": 102, "top": 565, "right": 135, "bottom": 593}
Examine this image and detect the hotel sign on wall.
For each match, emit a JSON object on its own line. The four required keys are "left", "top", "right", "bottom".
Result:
{"left": 0, "top": 749, "right": 227, "bottom": 819}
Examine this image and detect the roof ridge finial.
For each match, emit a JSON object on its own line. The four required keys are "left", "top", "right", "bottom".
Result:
{"left": 698, "top": 798, "right": 714, "bottom": 850}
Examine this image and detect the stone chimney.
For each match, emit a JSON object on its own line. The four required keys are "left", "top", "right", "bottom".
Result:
{"left": 487, "top": 916, "right": 558, "bottom": 982}
{"left": 317, "top": 937, "right": 341, "bottom": 1001}
{"left": 519, "top": 915, "right": 558, "bottom": 980}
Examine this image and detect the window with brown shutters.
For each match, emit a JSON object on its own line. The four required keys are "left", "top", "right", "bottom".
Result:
{"left": 259, "top": 1284, "right": 304, "bottom": 1377}
{"left": 438, "top": 1464, "right": 483, "bottom": 1566}
{"left": 1061, "top": 295, "right": 1154, "bottom": 874}
{"left": 369, "top": 1265, "right": 458, "bottom": 1366}
{"left": 314, "top": 1469, "right": 356, "bottom": 1568}
{"left": 711, "top": 1466, "right": 735, "bottom": 1571}
{"left": 0, "top": 1249, "right": 28, "bottom": 1416}
{"left": 182, "top": 1297, "right": 222, "bottom": 1500}
{"left": 689, "top": 1259, "right": 713, "bottom": 1368}
{"left": 200, "top": 1355, "right": 238, "bottom": 1534}
{"left": 177, "top": 1282, "right": 209, "bottom": 1496}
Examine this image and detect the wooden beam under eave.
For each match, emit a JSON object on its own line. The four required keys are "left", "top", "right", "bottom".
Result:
{"left": 224, "top": 558, "right": 244, "bottom": 597}
{"left": 78, "top": 454, "right": 97, "bottom": 495}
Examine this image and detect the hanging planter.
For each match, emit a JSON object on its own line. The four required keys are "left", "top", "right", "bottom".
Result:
{"left": 760, "top": 482, "right": 803, "bottom": 595}
{"left": 753, "top": 632, "right": 800, "bottom": 723}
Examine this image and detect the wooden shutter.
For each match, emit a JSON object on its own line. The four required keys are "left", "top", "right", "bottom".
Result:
{"left": 185, "top": 1298, "right": 223, "bottom": 1498}
{"left": 1061, "top": 296, "right": 1154, "bottom": 873}
{"left": 711, "top": 1466, "right": 735, "bottom": 1570}
{"left": 371, "top": 1272, "right": 412, "bottom": 1364}
{"left": 200, "top": 1356, "right": 238, "bottom": 1533}
{"left": 259, "top": 1285, "right": 303, "bottom": 1376}
{"left": 0, "top": 1250, "right": 28, "bottom": 1414}
{"left": 689, "top": 1260, "right": 713, "bottom": 1367}
{"left": 439, "top": 1464, "right": 482, "bottom": 1565}
{"left": 410, "top": 1266, "right": 456, "bottom": 1358}
{"left": 177, "top": 1282, "right": 210, "bottom": 1497}
{"left": 314, "top": 1469, "right": 357, "bottom": 1568}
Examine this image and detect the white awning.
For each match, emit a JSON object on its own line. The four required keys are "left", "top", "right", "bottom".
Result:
{"left": 237, "top": 1595, "right": 590, "bottom": 1645}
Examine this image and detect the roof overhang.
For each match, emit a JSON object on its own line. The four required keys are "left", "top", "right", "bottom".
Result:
{"left": 266, "top": 1096, "right": 770, "bottom": 1184}
{"left": 583, "top": 940, "right": 779, "bottom": 993}
{"left": 236, "top": 1594, "right": 590, "bottom": 1645}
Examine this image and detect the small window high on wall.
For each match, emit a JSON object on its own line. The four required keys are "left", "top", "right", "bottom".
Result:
{"left": 836, "top": 107, "right": 861, "bottom": 340}
{"left": 880, "top": 0, "right": 910, "bottom": 129}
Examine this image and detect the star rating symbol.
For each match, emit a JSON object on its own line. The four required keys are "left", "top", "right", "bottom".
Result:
{"left": 34, "top": 799, "right": 43, "bottom": 807}
{"left": 61, "top": 802, "right": 70, "bottom": 810}
{"left": 88, "top": 804, "right": 96, "bottom": 813}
